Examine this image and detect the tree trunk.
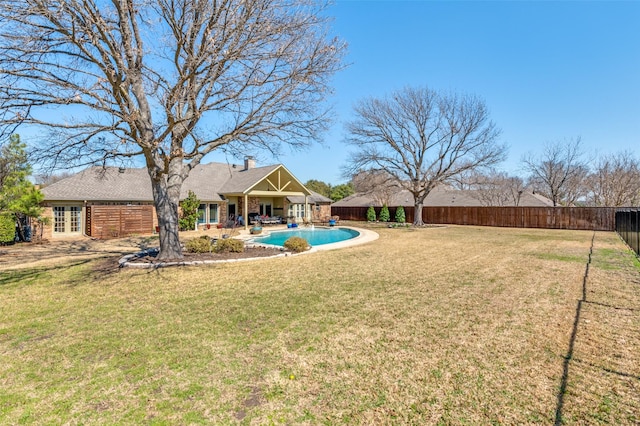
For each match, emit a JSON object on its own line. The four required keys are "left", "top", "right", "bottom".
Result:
{"left": 151, "top": 172, "right": 184, "bottom": 261}
{"left": 14, "top": 215, "right": 25, "bottom": 242}
{"left": 413, "top": 201, "right": 425, "bottom": 226}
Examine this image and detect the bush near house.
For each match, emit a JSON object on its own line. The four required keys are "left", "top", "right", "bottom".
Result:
{"left": 214, "top": 238, "right": 244, "bottom": 253}
{"left": 0, "top": 213, "right": 15, "bottom": 244}
{"left": 185, "top": 236, "right": 212, "bottom": 253}
{"left": 179, "top": 190, "right": 200, "bottom": 231}
{"left": 395, "top": 206, "right": 406, "bottom": 223}
{"left": 284, "top": 236, "right": 309, "bottom": 253}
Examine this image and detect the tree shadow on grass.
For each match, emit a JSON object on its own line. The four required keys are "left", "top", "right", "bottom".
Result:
{"left": 0, "top": 259, "right": 93, "bottom": 287}
{"left": 554, "top": 232, "right": 640, "bottom": 425}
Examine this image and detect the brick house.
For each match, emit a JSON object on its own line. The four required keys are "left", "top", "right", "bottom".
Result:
{"left": 41, "top": 158, "right": 331, "bottom": 239}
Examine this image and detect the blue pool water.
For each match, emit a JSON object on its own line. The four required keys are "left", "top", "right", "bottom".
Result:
{"left": 252, "top": 227, "right": 360, "bottom": 247}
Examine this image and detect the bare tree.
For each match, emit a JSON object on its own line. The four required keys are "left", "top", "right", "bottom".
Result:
{"left": 34, "top": 172, "right": 76, "bottom": 188}
{"left": 351, "top": 170, "right": 402, "bottom": 207}
{"left": 0, "top": 0, "right": 345, "bottom": 259}
{"left": 522, "top": 138, "right": 589, "bottom": 206}
{"left": 586, "top": 151, "right": 640, "bottom": 207}
{"left": 345, "top": 86, "right": 506, "bottom": 225}
{"left": 449, "top": 169, "right": 478, "bottom": 190}
{"left": 464, "top": 170, "right": 527, "bottom": 206}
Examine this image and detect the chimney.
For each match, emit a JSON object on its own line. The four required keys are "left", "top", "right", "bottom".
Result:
{"left": 244, "top": 156, "right": 255, "bottom": 170}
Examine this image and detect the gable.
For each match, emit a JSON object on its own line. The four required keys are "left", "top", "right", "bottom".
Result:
{"left": 220, "top": 164, "right": 311, "bottom": 196}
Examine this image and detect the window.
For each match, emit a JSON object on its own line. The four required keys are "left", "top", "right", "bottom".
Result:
{"left": 288, "top": 204, "right": 305, "bottom": 219}
{"left": 197, "top": 204, "right": 206, "bottom": 224}
{"left": 70, "top": 206, "right": 81, "bottom": 232}
{"left": 54, "top": 206, "right": 65, "bottom": 233}
{"left": 209, "top": 204, "right": 219, "bottom": 223}
{"left": 260, "top": 203, "right": 272, "bottom": 216}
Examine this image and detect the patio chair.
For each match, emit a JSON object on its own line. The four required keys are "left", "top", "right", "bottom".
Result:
{"left": 219, "top": 218, "right": 237, "bottom": 239}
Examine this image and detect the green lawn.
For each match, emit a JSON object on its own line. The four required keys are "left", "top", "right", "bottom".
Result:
{"left": 1, "top": 225, "right": 639, "bottom": 424}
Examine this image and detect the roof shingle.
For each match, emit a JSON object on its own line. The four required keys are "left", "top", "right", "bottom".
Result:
{"left": 41, "top": 162, "right": 284, "bottom": 202}
{"left": 332, "top": 186, "right": 554, "bottom": 207}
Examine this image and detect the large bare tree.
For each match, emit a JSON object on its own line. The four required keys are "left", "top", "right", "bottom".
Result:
{"left": 586, "top": 151, "right": 640, "bottom": 207}
{"left": 351, "top": 170, "right": 402, "bottom": 207}
{"left": 457, "top": 170, "right": 527, "bottom": 206}
{"left": 345, "top": 86, "right": 506, "bottom": 225}
{"left": 0, "top": 0, "right": 344, "bottom": 259}
{"left": 522, "top": 138, "right": 588, "bottom": 206}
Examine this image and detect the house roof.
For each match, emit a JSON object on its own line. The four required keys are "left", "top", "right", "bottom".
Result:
{"left": 287, "top": 191, "right": 332, "bottom": 205}
{"left": 332, "top": 186, "right": 554, "bottom": 207}
{"left": 218, "top": 164, "right": 281, "bottom": 194}
{"left": 40, "top": 167, "right": 154, "bottom": 202}
{"left": 41, "top": 162, "right": 309, "bottom": 202}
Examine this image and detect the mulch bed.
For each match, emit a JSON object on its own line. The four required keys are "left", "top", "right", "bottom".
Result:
{"left": 125, "top": 245, "right": 286, "bottom": 264}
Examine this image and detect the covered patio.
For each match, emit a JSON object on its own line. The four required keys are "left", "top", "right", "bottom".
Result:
{"left": 219, "top": 164, "right": 312, "bottom": 230}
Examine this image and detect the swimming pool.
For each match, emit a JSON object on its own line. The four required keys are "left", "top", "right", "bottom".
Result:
{"left": 251, "top": 227, "right": 360, "bottom": 247}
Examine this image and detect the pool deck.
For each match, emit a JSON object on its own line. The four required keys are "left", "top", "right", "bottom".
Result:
{"left": 238, "top": 225, "right": 379, "bottom": 252}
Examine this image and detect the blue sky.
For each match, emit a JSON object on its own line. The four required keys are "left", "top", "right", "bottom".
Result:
{"left": 210, "top": 0, "right": 640, "bottom": 185}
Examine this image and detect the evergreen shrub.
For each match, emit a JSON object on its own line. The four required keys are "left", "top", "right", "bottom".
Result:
{"left": 379, "top": 204, "right": 390, "bottom": 222}
{"left": 283, "top": 236, "right": 309, "bottom": 253}
{"left": 0, "top": 214, "right": 15, "bottom": 244}
{"left": 185, "top": 237, "right": 212, "bottom": 253}
{"left": 214, "top": 238, "right": 244, "bottom": 253}
{"left": 366, "top": 206, "right": 376, "bottom": 222}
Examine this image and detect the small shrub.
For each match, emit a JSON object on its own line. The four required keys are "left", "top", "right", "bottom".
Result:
{"left": 366, "top": 206, "right": 376, "bottom": 222}
{"left": 395, "top": 206, "right": 406, "bottom": 223}
{"left": 179, "top": 190, "right": 201, "bottom": 231}
{"left": 283, "top": 236, "right": 309, "bottom": 253}
{"left": 0, "top": 213, "right": 15, "bottom": 244}
{"left": 214, "top": 238, "right": 244, "bottom": 253}
{"left": 185, "top": 237, "right": 212, "bottom": 253}
{"left": 379, "top": 204, "right": 390, "bottom": 222}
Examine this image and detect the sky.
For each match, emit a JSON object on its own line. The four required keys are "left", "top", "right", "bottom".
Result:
{"left": 208, "top": 0, "right": 640, "bottom": 185}
{"left": 13, "top": 1, "right": 640, "bottom": 185}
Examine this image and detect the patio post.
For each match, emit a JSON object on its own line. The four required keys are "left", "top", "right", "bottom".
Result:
{"left": 243, "top": 194, "right": 249, "bottom": 230}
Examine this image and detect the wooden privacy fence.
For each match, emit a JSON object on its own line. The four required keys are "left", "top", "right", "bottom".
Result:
{"left": 86, "top": 205, "right": 155, "bottom": 238}
{"left": 616, "top": 209, "right": 640, "bottom": 256}
{"left": 331, "top": 206, "right": 617, "bottom": 231}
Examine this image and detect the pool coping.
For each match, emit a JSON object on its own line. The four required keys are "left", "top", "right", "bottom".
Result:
{"left": 245, "top": 225, "right": 379, "bottom": 252}
{"left": 310, "top": 226, "right": 379, "bottom": 252}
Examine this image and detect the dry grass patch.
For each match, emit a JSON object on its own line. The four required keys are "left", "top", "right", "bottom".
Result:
{"left": 0, "top": 225, "right": 638, "bottom": 424}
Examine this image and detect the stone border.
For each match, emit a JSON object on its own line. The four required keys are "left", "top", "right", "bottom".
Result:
{"left": 118, "top": 226, "right": 378, "bottom": 268}
{"left": 118, "top": 248, "right": 290, "bottom": 269}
